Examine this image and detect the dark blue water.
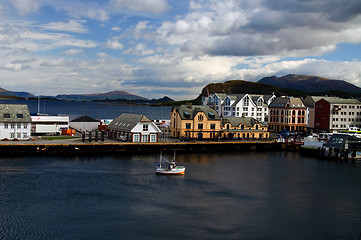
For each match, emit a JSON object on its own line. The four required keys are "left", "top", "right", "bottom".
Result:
{"left": 0, "top": 99, "right": 172, "bottom": 120}
{"left": 1, "top": 152, "right": 360, "bottom": 240}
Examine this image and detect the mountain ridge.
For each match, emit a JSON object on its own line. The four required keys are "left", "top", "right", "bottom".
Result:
{"left": 258, "top": 74, "right": 361, "bottom": 94}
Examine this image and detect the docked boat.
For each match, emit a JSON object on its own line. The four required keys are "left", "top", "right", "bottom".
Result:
{"left": 155, "top": 152, "right": 186, "bottom": 175}
{"left": 301, "top": 133, "right": 332, "bottom": 151}
{"left": 320, "top": 133, "right": 361, "bottom": 161}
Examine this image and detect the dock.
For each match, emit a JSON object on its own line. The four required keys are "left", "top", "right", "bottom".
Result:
{"left": 0, "top": 140, "right": 280, "bottom": 156}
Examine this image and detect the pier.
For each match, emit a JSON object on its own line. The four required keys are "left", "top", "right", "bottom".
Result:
{"left": 0, "top": 140, "right": 280, "bottom": 156}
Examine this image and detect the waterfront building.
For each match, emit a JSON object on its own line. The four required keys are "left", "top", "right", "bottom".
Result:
{"left": 0, "top": 104, "right": 31, "bottom": 140}
{"left": 221, "top": 117, "right": 269, "bottom": 140}
{"left": 70, "top": 115, "right": 100, "bottom": 132}
{"left": 268, "top": 96, "right": 307, "bottom": 132}
{"left": 171, "top": 104, "right": 269, "bottom": 140}
{"left": 31, "top": 115, "right": 69, "bottom": 136}
{"left": 231, "top": 94, "right": 276, "bottom": 121}
{"left": 107, "top": 113, "right": 161, "bottom": 142}
{"left": 314, "top": 98, "right": 361, "bottom": 131}
{"left": 202, "top": 92, "right": 275, "bottom": 122}
{"left": 171, "top": 104, "right": 221, "bottom": 139}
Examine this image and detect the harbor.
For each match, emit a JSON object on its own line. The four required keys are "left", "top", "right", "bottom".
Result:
{"left": 0, "top": 138, "right": 279, "bottom": 156}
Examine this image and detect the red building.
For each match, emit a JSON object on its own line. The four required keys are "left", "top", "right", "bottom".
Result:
{"left": 314, "top": 99, "right": 331, "bottom": 131}
{"left": 268, "top": 96, "right": 306, "bottom": 132}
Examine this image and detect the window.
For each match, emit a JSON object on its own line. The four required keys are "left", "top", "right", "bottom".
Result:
{"left": 3, "top": 113, "right": 10, "bottom": 118}
{"left": 143, "top": 124, "right": 148, "bottom": 131}
{"left": 23, "top": 133, "right": 28, "bottom": 139}
{"left": 133, "top": 134, "right": 140, "bottom": 142}
{"left": 4, "top": 123, "right": 8, "bottom": 129}
{"left": 210, "top": 124, "right": 215, "bottom": 129}
{"left": 186, "top": 123, "right": 191, "bottom": 129}
{"left": 10, "top": 133, "right": 14, "bottom": 138}
{"left": 17, "top": 114, "right": 23, "bottom": 118}
{"left": 198, "top": 123, "right": 203, "bottom": 129}
{"left": 17, "top": 123, "right": 21, "bottom": 128}
{"left": 24, "top": 124, "right": 27, "bottom": 129}
{"left": 17, "top": 133, "right": 21, "bottom": 139}
{"left": 142, "top": 135, "right": 149, "bottom": 142}
{"left": 244, "top": 97, "right": 249, "bottom": 106}
{"left": 150, "top": 134, "right": 157, "bottom": 142}
{"left": 198, "top": 115, "right": 204, "bottom": 121}
{"left": 10, "top": 123, "right": 15, "bottom": 129}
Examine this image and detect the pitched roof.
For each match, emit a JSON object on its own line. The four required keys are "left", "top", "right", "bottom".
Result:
{"left": 269, "top": 97, "right": 305, "bottom": 108}
{"left": 175, "top": 105, "right": 220, "bottom": 120}
{"left": 321, "top": 98, "right": 361, "bottom": 104}
{"left": 0, "top": 104, "right": 31, "bottom": 123}
{"left": 71, "top": 115, "right": 99, "bottom": 122}
{"left": 107, "top": 113, "right": 152, "bottom": 131}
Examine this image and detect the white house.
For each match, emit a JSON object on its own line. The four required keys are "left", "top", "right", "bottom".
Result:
{"left": 0, "top": 104, "right": 32, "bottom": 140}
{"left": 107, "top": 113, "right": 161, "bottom": 142}
{"left": 232, "top": 94, "right": 276, "bottom": 121}
{"left": 203, "top": 93, "right": 276, "bottom": 122}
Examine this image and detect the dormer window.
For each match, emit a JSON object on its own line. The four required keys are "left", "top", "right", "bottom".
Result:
{"left": 3, "top": 113, "right": 10, "bottom": 118}
{"left": 17, "top": 114, "right": 23, "bottom": 118}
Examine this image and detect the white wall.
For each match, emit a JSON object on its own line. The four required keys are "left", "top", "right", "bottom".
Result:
{"left": 0, "top": 123, "right": 31, "bottom": 140}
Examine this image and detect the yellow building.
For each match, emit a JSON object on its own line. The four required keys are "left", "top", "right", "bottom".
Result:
{"left": 171, "top": 104, "right": 269, "bottom": 140}
{"left": 171, "top": 104, "right": 221, "bottom": 139}
{"left": 221, "top": 117, "right": 269, "bottom": 140}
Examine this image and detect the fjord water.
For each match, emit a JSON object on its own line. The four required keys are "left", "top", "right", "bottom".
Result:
{"left": 0, "top": 99, "right": 172, "bottom": 120}
{"left": 1, "top": 152, "right": 360, "bottom": 240}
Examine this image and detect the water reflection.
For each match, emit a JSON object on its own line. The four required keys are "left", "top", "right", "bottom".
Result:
{"left": 0, "top": 152, "right": 360, "bottom": 239}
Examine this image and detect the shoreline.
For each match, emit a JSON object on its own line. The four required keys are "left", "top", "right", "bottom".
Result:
{"left": 0, "top": 140, "right": 280, "bottom": 156}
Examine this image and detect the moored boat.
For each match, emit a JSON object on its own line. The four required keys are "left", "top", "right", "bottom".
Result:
{"left": 155, "top": 152, "right": 186, "bottom": 175}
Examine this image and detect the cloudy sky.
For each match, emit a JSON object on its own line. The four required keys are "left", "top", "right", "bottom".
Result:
{"left": 1, "top": 0, "right": 361, "bottom": 100}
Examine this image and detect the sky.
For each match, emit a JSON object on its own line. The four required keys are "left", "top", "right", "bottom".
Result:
{"left": 1, "top": 0, "right": 361, "bottom": 100}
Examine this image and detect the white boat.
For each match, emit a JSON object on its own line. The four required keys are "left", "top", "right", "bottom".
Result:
{"left": 155, "top": 152, "right": 186, "bottom": 175}
{"left": 301, "top": 133, "right": 332, "bottom": 150}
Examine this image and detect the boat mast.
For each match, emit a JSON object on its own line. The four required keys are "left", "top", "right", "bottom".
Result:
{"left": 159, "top": 151, "right": 162, "bottom": 168}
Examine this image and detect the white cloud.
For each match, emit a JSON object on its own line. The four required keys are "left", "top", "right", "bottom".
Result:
{"left": 2, "top": 62, "right": 22, "bottom": 71}
{"left": 124, "top": 43, "right": 155, "bottom": 56}
{"left": 153, "top": 0, "right": 361, "bottom": 58}
{"left": 11, "top": 0, "right": 41, "bottom": 15}
{"left": 109, "top": 0, "right": 168, "bottom": 14}
{"left": 111, "top": 26, "right": 121, "bottom": 31}
{"left": 62, "top": 48, "right": 83, "bottom": 55}
{"left": 42, "top": 20, "right": 88, "bottom": 33}
{"left": 104, "top": 39, "right": 123, "bottom": 50}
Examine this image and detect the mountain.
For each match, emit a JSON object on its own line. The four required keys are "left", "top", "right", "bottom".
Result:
{"left": 150, "top": 96, "right": 174, "bottom": 103}
{"left": 0, "top": 87, "right": 35, "bottom": 99}
{"left": 55, "top": 90, "right": 147, "bottom": 101}
{"left": 258, "top": 74, "right": 361, "bottom": 94}
{"left": 201, "top": 79, "right": 306, "bottom": 97}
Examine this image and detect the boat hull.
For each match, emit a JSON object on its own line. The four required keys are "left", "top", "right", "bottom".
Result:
{"left": 156, "top": 167, "right": 185, "bottom": 175}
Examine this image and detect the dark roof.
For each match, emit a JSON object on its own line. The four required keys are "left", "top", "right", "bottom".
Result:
{"left": 174, "top": 105, "right": 220, "bottom": 120}
{"left": 0, "top": 104, "right": 31, "bottom": 123}
{"left": 269, "top": 97, "right": 305, "bottom": 109}
{"left": 107, "top": 113, "right": 151, "bottom": 131}
{"left": 71, "top": 115, "right": 99, "bottom": 122}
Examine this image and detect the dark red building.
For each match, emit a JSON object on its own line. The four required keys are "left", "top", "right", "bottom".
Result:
{"left": 314, "top": 99, "right": 331, "bottom": 131}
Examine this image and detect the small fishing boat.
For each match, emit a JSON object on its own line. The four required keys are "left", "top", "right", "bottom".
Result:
{"left": 155, "top": 152, "right": 186, "bottom": 175}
